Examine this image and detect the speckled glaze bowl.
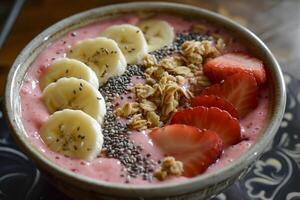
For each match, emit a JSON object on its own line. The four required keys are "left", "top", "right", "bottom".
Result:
{"left": 5, "top": 2, "right": 286, "bottom": 200}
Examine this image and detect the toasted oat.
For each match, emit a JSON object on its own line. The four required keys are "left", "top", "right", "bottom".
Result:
{"left": 187, "top": 63, "right": 201, "bottom": 73}
{"left": 140, "top": 99, "right": 157, "bottom": 112}
{"left": 194, "top": 70, "right": 211, "bottom": 87}
{"left": 159, "top": 55, "right": 186, "bottom": 70}
{"left": 145, "top": 66, "right": 167, "bottom": 80}
{"left": 181, "top": 40, "right": 220, "bottom": 65}
{"left": 216, "top": 38, "right": 225, "bottom": 50}
{"left": 154, "top": 157, "right": 184, "bottom": 181}
{"left": 148, "top": 97, "right": 161, "bottom": 108}
{"left": 170, "top": 66, "right": 193, "bottom": 76}
{"left": 143, "top": 54, "right": 158, "bottom": 68}
{"left": 162, "top": 157, "right": 184, "bottom": 176}
{"left": 176, "top": 75, "right": 185, "bottom": 85}
{"left": 153, "top": 67, "right": 166, "bottom": 79}
{"left": 161, "top": 83, "right": 179, "bottom": 103}
{"left": 158, "top": 73, "right": 177, "bottom": 86}
{"left": 134, "top": 83, "right": 156, "bottom": 99}
{"left": 152, "top": 83, "right": 163, "bottom": 94}
{"left": 196, "top": 75, "right": 211, "bottom": 87}
{"left": 117, "top": 39, "right": 214, "bottom": 130}
{"left": 145, "top": 66, "right": 158, "bottom": 76}
{"left": 210, "top": 32, "right": 226, "bottom": 50}
{"left": 161, "top": 102, "right": 178, "bottom": 121}
{"left": 146, "top": 111, "right": 160, "bottom": 127}
{"left": 161, "top": 84, "right": 180, "bottom": 119}
{"left": 145, "top": 74, "right": 156, "bottom": 85}
{"left": 153, "top": 169, "right": 168, "bottom": 181}
{"left": 115, "top": 102, "right": 140, "bottom": 117}
{"left": 158, "top": 56, "right": 193, "bottom": 77}
{"left": 129, "top": 114, "right": 148, "bottom": 130}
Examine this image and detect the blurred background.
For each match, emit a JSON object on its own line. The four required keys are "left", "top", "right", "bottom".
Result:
{"left": 0, "top": 1, "right": 300, "bottom": 200}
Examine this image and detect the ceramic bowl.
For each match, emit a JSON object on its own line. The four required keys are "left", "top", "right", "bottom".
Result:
{"left": 4, "top": 2, "right": 286, "bottom": 200}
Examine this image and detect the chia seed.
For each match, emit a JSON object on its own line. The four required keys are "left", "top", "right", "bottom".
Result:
{"left": 98, "top": 64, "right": 156, "bottom": 181}
{"left": 150, "top": 32, "right": 211, "bottom": 60}
{"left": 97, "top": 32, "right": 208, "bottom": 182}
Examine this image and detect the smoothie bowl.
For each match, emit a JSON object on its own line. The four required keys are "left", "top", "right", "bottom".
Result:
{"left": 5, "top": 2, "right": 285, "bottom": 200}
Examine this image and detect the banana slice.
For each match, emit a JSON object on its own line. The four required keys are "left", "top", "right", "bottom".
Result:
{"left": 138, "top": 20, "right": 175, "bottom": 52}
{"left": 42, "top": 77, "right": 106, "bottom": 124}
{"left": 40, "top": 109, "right": 103, "bottom": 161}
{"left": 67, "top": 37, "right": 126, "bottom": 86}
{"left": 101, "top": 24, "right": 148, "bottom": 64}
{"left": 40, "top": 58, "right": 99, "bottom": 90}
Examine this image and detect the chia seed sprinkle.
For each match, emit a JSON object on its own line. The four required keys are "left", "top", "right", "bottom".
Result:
{"left": 97, "top": 32, "right": 210, "bottom": 182}
{"left": 99, "top": 64, "right": 155, "bottom": 182}
{"left": 150, "top": 32, "right": 211, "bottom": 60}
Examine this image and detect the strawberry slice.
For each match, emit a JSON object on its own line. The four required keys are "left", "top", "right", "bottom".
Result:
{"left": 149, "top": 124, "right": 223, "bottom": 177}
{"left": 191, "top": 95, "right": 239, "bottom": 119}
{"left": 204, "top": 53, "right": 266, "bottom": 85}
{"left": 170, "top": 106, "right": 241, "bottom": 147}
{"left": 201, "top": 71, "right": 258, "bottom": 117}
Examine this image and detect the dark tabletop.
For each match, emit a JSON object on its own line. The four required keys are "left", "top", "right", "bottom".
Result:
{"left": 0, "top": 0, "right": 300, "bottom": 199}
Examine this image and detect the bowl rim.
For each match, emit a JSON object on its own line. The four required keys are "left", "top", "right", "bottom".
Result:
{"left": 4, "top": 1, "right": 286, "bottom": 194}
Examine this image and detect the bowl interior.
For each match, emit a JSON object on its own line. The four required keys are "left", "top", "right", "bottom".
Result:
{"left": 5, "top": 1, "right": 286, "bottom": 196}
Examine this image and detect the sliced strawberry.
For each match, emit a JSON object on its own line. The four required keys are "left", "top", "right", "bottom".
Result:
{"left": 204, "top": 53, "right": 266, "bottom": 85}
{"left": 191, "top": 95, "right": 239, "bottom": 119}
{"left": 170, "top": 106, "right": 241, "bottom": 147}
{"left": 149, "top": 124, "right": 223, "bottom": 177}
{"left": 201, "top": 71, "right": 258, "bottom": 117}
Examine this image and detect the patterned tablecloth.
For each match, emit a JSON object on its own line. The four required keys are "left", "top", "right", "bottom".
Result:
{"left": 0, "top": 71, "right": 298, "bottom": 200}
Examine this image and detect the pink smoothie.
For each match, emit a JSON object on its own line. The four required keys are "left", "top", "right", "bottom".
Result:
{"left": 20, "top": 14, "right": 269, "bottom": 185}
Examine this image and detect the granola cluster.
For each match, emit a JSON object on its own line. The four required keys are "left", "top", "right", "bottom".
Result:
{"left": 115, "top": 40, "right": 220, "bottom": 130}
{"left": 181, "top": 40, "right": 220, "bottom": 65}
{"left": 191, "top": 24, "right": 226, "bottom": 51}
{"left": 153, "top": 157, "right": 184, "bottom": 181}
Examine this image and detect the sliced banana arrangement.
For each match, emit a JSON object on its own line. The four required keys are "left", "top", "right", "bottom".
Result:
{"left": 138, "top": 19, "right": 175, "bottom": 52}
{"left": 39, "top": 19, "right": 175, "bottom": 161}
{"left": 40, "top": 58, "right": 99, "bottom": 90}
{"left": 68, "top": 37, "right": 127, "bottom": 86}
{"left": 42, "top": 77, "right": 106, "bottom": 124}
{"left": 101, "top": 24, "right": 148, "bottom": 64}
{"left": 40, "top": 109, "right": 103, "bottom": 161}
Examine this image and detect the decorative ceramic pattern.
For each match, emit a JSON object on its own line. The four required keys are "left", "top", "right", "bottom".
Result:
{"left": 0, "top": 71, "right": 296, "bottom": 199}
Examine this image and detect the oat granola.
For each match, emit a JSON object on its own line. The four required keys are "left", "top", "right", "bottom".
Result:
{"left": 115, "top": 38, "right": 217, "bottom": 130}
{"left": 154, "top": 157, "right": 184, "bottom": 181}
{"left": 181, "top": 40, "right": 220, "bottom": 65}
